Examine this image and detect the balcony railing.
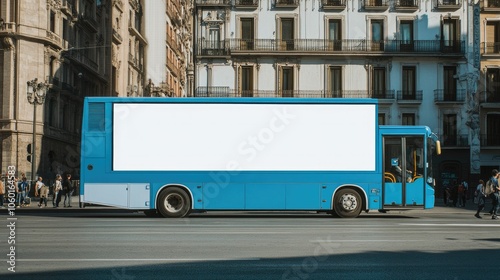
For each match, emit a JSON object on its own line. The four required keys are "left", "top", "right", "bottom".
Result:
{"left": 436, "top": 0, "right": 462, "bottom": 8}
{"left": 195, "top": 0, "right": 232, "bottom": 6}
{"left": 479, "top": 91, "right": 500, "bottom": 103}
{"left": 363, "top": 0, "right": 390, "bottom": 10}
{"left": 79, "top": 14, "right": 98, "bottom": 32}
{"left": 481, "top": 0, "right": 500, "bottom": 9}
{"left": 395, "top": 0, "right": 419, "bottom": 9}
{"left": 63, "top": 50, "right": 99, "bottom": 72}
{"left": 275, "top": 0, "right": 300, "bottom": 7}
{"left": 235, "top": 0, "right": 259, "bottom": 7}
{"left": 321, "top": 0, "right": 347, "bottom": 8}
{"left": 193, "top": 88, "right": 397, "bottom": 99}
{"left": 481, "top": 42, "right": 500, "bottom": 55}
{"left": 46, "top": 30, "right": 62, "bottom": 45}
{"left": 197, "top": 39, "right": 465, "bottom": 56}
{"left": 481, "top": 134, "right": 500, "bottom": 147}
{"left": 60, "top": 0, "right": 74, "bottom": 16}
{"left": 434, "top": 89, "right": 466, "bottom": 103}
{"left": 442, "top": 134, "right": 468, "bottom": 147}
{"left": 396, "top": 90, "right": 423, "bottom": 102}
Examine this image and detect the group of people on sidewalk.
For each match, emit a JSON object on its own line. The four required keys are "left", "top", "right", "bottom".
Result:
{"left": 474, "top": 169, "right": 500, "bottom": 220}
{"left": 0, "top": 173, "right": 74, "bottom": 208}
{"left": 35, "top": 173, "right": 75, "bottom": 208}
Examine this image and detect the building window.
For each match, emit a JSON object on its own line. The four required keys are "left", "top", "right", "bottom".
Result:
{"left": 485, "top": 21, "right": 500, "bottom": 53}
{"left": 378, "top": 113, "right": 386, "bottom": 125}
{"left": 400, "top": 20, "right": 413, "bottom": 51}
{"left": 328, "top": 19, "right": 342, "bottom": 51}
{"left": 402, "top": 66, "right": 416, "bottom": 99}
{"left": 49, "top": 10, "right": 56, "bottom": 33}
{"left": 280, "top": 66, "right": 294, "bottom": 97}
{"left": 443, "top": 114, "right": 457, "bottom": 146}
{"left": 280, "top": 18, "right": 295, "bottom": 50}
{"left": 208, "top": 26, "right": 221, "bottom": 49}
{"left": 240, "top": 66, "right": 254, "bottom": 97}
{"left": 241, "top": 18, "right": 254, "bottom": 50}
{"left": 442, "top": 19, "right": 459, "bottom": 52}
{"left": 372, "top": 67, "right": 386, "bottom": 98}
{"left": 402, "top": 113, "right": 415, "bottom": 125}
{"left": 328, "top": 66, "right": 342, "bottom": 97}
{"left": 486, "top": 68, "right": 500, "bottom": 102}
{"left": 487, "top": 114, "right": 500, "bottom": 146}
{"left": 371, "top": 19, "right": 384, "bottom": 51}
{"left": 443, "top": 66, "right": 457, "bottom": 101}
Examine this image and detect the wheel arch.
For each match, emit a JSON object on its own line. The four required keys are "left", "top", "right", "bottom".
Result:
{"left": 331, "top": 184, "right": 368, "bottom": 211}
{"left": 155, "top": 184, "right": 194, "bottom": 210}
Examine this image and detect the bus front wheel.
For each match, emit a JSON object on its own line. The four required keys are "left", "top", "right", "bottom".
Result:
{"left": 333, "top": 188, "right": 362, "bottom": 218}
{"left": 158, "top": 187, "right": 191, "bottom": 218}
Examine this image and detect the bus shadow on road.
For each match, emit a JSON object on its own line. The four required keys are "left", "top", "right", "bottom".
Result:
{"left": 7, "top": 248, "right": 500, "bottom": 280}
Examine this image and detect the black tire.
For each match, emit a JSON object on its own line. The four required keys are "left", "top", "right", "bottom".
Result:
{"left": 332, "top": 188, "right": 363, "bottom": 218}
{"left": 157, "top": 187, "right": 191, "bottom": 218}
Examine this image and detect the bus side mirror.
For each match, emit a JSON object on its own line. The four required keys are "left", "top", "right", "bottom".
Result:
{"left": 435, "top": 141, "right": 441, "bottom": 155}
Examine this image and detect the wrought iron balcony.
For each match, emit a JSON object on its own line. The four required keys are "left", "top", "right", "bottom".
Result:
{"left": 434, "top": 89, "right": 466, "bottom": 103}
{"left": 79, "top": 14, "right": 98, "bottom": 33}
{"left": 363, "top": 0, "right": 390, "bottom": 10}
{"left": 321, "top": 0, "right": 346, "bottom": 9}
{"left": 396, "top": 90, "right": 423, "bottom": 103}
{"left": 436, "top": 0, "right": 462, "bottom": 9}
{"left": 235, "top": 0, "right": 259, "bottom": 7}
{"left": 195, "top": 0, "right": 232, "bottom": 6}
{"left": 481, "top": 42, "right": 500, "bottom": 55}
{"left": 275, "top": 0, "right": 299, "bottom": 7}
{"left": 478, "top": 91, "right": 500, "bottom": 103}
{"left": 442, "top": 134, "right": 469, "bottom": 147}
{"left": 481, "top": 0, "right": 500, "bottom": 10}
{"left": 193, "top": 88, "right": 397, "bottom": 99}
{"left": 197, "top": 39, "right": 464, "bottom": 56}
{"left": 481, "top": 134, "right": 500, "bottom": 147}
{"left": 394, "top": 0, "right": 419, "bottom": 10}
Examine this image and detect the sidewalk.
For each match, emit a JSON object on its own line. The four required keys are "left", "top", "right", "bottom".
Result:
{"left": 7, "top": 195, "right": 81, "bottom": 209}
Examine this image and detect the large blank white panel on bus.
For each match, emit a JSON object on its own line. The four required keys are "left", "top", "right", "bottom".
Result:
{"left": 113, "top": 103, "right": 376, "bottom": 171}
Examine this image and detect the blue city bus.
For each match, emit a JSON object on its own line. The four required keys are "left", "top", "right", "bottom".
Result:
{"left": 80, "top": 97, "right": 440, "bottom": 218}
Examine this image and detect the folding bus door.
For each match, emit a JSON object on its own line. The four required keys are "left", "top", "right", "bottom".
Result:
{"left": 383, "top": 136, "right": 425, "bottom": 207}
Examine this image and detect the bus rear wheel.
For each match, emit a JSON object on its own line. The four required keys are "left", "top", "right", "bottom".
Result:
{"left": 333, "top": 188, "right": 362, "bottom": 218}
{"left": 158, "top": 187, "right": 191, "bottom": 218}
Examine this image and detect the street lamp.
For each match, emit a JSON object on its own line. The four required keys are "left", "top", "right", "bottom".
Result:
{"left": 26, "top": 78, "right": 48, "bottom": 185}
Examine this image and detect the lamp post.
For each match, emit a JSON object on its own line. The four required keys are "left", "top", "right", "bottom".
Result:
{"left": 26, "top": 78, "right": 48, "bottom": 185}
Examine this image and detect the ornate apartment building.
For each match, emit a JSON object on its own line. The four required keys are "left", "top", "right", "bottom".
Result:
{"left": 478, "top": 1, "right": 500, "bottom": 180}
{"left": 0, "top": 0, "right": 193, "bottom": 182}
{"left": 193, "top": 1, "right": 495, "bottom": 187}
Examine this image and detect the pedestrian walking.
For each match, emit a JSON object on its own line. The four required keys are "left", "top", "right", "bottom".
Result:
{"left": 457, "top": 181, "right": 466, "bottom": 207}
{"left": 489, "top": 170, "right": 500, "bottom": 220}
{"left": 474, "top": 180, "right": 486, "bottom": 219}
{"left": 17, "top": 177, "right": 29, "bottom": 207}
{"left": 0, "top": 179, "right": 5, "bottom": 208}
{"left": 34, "top": 177, "right": 45, "bottom": 206}
{"left": 62, "top": 174, "right": 74, "bottom": 207}
{"left": 461, "top": 179, "right": 469, "bottom": 207}
{"left": 53, "top": 174, "right": 63, "bottom": 208}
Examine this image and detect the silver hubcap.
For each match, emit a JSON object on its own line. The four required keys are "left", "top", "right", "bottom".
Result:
{"left": 165, "top": 193, "right": 184, "bottom": 213}
{"left": 341, "top": 194, "right": 358, "bottom": 211}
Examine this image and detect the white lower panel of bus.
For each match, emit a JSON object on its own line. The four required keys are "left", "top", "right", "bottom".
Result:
{"left": 82, "top": 183, "right": 150, "bottom": 209}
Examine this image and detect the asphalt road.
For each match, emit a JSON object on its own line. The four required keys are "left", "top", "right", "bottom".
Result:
{"left": 1, "top": 206, "right": 500, "bottom": 280}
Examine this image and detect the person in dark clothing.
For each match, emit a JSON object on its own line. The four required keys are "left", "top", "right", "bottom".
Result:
{"left": 62, "top": 174, "right": 74, "bottom": 207}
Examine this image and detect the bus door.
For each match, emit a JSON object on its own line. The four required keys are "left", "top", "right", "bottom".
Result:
{"left": 383, "top": 136, "right": 425, "bottom": 207}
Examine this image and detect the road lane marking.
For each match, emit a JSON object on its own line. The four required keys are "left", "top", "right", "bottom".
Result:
{"left": 309, "top": 240, "right": 425, "bottom": 242}
{"left": 401, "top": 223, "right": 500, "bottom": 227}
{"left": 11, "top": 258, "right": 261, "bottom": 262}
